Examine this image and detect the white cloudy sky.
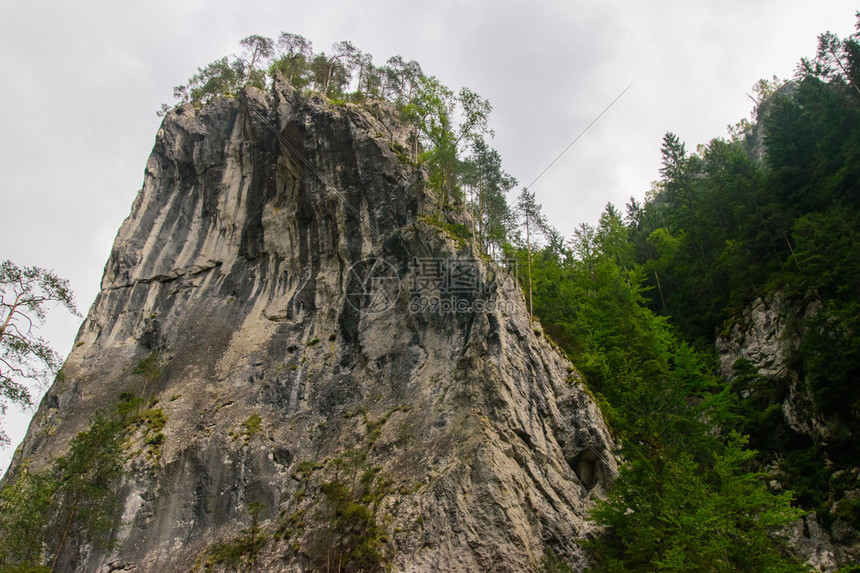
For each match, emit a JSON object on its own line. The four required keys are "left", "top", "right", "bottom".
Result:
{"left": 0, "top": 0, "right": 856, "bottom": 473}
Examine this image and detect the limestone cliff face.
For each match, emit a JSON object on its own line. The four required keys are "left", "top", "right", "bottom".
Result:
{"left": 716, "top": 294, "right": 828, "bottom": 441}
{"left": 717, "top": 294, "right": 860, "bottom": 571}
{"left": 9, "top": 77, "right": 616, "bottom": 572}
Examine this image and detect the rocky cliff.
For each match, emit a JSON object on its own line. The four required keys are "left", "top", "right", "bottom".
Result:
{"left": 717, "top": 294, "right": 860, "bottom": 571}
{"left": 7, "top": 76, "right": 616, "bottom": 572}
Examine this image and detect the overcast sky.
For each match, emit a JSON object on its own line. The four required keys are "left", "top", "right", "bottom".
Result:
{"left": 1, "top": 0, "right": 856, "bottom": 473}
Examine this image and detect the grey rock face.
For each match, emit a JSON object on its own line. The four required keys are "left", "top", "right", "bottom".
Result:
{"left": 717, "top": 293, "right": 860, "bottom": 571}
{"left": 8, "top": 77, "right": 616, "bottom": 572}
{"left": 783, "top": 512, "right": 860, "bottom": 573}
{"left": 716, "top": 293, "right": 833, "bottom": 443}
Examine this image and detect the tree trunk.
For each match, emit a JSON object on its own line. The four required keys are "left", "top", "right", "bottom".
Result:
{"left": 829, "top": 47, "right": 860, "bottom": 98}
{"left": 435, "top": 170, "right": 448, "bottom": 222}
{"left": 470, "top": 184, "right": 477, "bottom": 252}
{"left": 324, "top": 56, "right": 339, "bottom": 96}
{"left": 0, "top": 293, "right": 22, "bottom": 340}
{"left": 51, "top": 500, "right": 78, "bottom": 572}
{"left": 782, "top": 229, "right": 802, "bottom": 271}
{"left": 654, "top": 270, "right": 666, "bottom": 311}
{"left": 478, "top": 175, "right": 483, "bottom": 252}
{"left": 526, "top": 213, "right": 533, "bottom": 321}
{"left": 356, "top": 65, "right": 365, "bottom": 94}
{"left": 246, "top": 49, "right": 260, "bottom": 84}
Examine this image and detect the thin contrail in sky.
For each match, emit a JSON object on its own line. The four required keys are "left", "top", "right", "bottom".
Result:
{"left": 524, "top": 78, "right": 638, "bottom": 192}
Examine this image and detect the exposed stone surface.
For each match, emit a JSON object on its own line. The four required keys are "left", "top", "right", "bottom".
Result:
{"left": 743, "top": 81, "right": 799, "bottom": 162}
{"left": 784, "top": 514, "right": 837, "bottom": 572}
{"left": 716, "top": 293, "right": 823, "bottom": 440}
{"left": 717, "top": 293, "right": 860, "bottom": 571}
{"left": 6, "top": 76, "right": 616, "bottom": 572}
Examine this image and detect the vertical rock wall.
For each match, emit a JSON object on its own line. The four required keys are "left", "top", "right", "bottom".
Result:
{"left": 7, "top": 77, "right": 616, "bottom": 572}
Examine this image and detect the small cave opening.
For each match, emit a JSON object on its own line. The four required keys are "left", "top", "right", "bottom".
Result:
{"left": 569, "top": 449, "right": 600, "bottom": 491}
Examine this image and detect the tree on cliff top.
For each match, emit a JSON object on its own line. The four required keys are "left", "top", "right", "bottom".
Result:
{"left": 239, "top": 35, "right": 275, "bottom": 85}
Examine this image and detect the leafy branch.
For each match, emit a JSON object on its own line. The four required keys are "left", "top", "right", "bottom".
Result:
{"left": 0, "top": 260, "right": 79, "bottom": 445}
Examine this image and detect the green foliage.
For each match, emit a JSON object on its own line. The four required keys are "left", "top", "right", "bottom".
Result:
{"left": 312, "top": 451, "right": 391, "bottom": 572}
{"left": 139, "top": 17, "right": 860, "bottom": 572}
{"left": 528, "top": 17, "right": 860, "bottom": 570}
{"left": 270, "top": 32, "right": 313, "bottom": 88}
{"left": 587, "top": 434, "right": 804, "bottom": 572}
{"left": 404, "top": 75, "right": 494, "bottom": 217}
{"left": 165, "top": 33, "right": 370, "bottom": 109}
{"left": 835, "top": 496, "right": 860, "bottom": 527}
{"left": 611, "top": 18, "right": 860, "bottom": 534}
{"left": 50, "top": 409, "right": 126, "bottom": 559}
{"left": 463, "top": 138, "right": 517, "bottom": 255}
{"left": 173, "top": 57, "right": 245, "bottom": 106}
{"left": 513, "top": 189, "right": 554, "bottom": 317}
{"left": 241, "top": 413, "right": 263, "bottom": 443}
{"left": 0, "top": 260, "right": 79, "bottom": 445}
{"left": 230, "top": 412, "right": 264, "bottom": 445}
{"left": 511, "top": 202, "right": 808, "bottom": 570}
{"left": 630, "top": 30, "right": 860, "bottom": 346}
{"left": 166, "top": 35, "right": 271, "bottom": 111}
{"left": 781, "top": 206, "right": 860, "bottom": 435}
{"left": 280, "top": 409, "right": 400, "bottom": 571}
{"left": 159, "top": 33, "right": 514, "bottom": 264}
{"left": 139, "top": 406, "right": 167, "bottom": 431}
{"left": 382, "top": 55, "right": 423, "bottom": 104}
{"left": 0, "top": 392, "right": 168, "bottom": 570}
{"left": 781, "top": 445, "right": 835, "bottom": 513}
{"left": 0, "top": 565, "right": 51, "bottom": 573}
{"left": 115, "top": 392, "right": 144, "bottom": 421}
{"left": 0, "top": 463, "right": 58, "bottom": 570}
{"left": 197, "top": 502, "right": 267, "bottom": 572}
{"left": 239, "top": 35, "right": 274, "bottom": 84}
{"left": 127, "top": 404, "right": 168, "bottom": 466}
{"left": 293, "top": 460, "right": 317, "bottom": 478}
{"left": 131, "top": 350, "right": 162, "bottom": 382}
{"left": 420, "top": 215, "right": 472, "bottom": 247}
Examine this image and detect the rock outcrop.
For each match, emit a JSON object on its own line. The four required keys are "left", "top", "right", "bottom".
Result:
{"left": 717, "top": 294, "right": 860, "bottom": 571}
{"left": 716, "top": 293, "right": 828, "bottom": 441}
{"left": 7, "top": 76, "right": 616, "bottom": 572}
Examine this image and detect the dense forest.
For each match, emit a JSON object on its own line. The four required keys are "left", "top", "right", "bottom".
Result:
{"left": 521, "top": 19, "right": 860, "bottom": 572}
{"left": 3, "top": 19, "right": 860, "bottom": 572}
